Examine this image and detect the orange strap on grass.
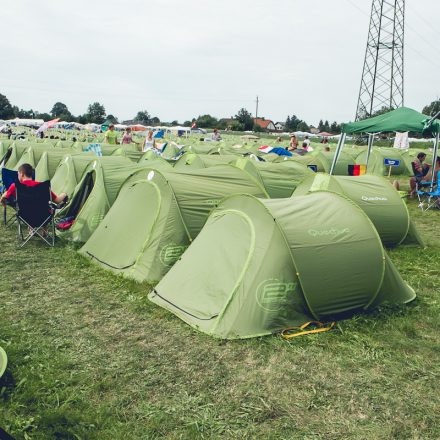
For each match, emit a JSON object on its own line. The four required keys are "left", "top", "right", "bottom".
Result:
{"left": 281, "top": 321, "right": 335, "bottom": 339}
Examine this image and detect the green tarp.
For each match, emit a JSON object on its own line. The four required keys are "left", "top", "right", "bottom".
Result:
{"left": 342, "top": 107, "right": 440, "bottom": 136}
{"left": 149, "top": 192, "right": 415, "bottom": 339}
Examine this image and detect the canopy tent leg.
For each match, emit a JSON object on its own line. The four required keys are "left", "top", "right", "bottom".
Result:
{"left": 365, "top": 133, "right": 375, "bottom": 172}
{"left": 329, "top": 133, "right": 346, "bottom": 175}
{"left": 429, "top": 131, "right": 439, "bottom": 192}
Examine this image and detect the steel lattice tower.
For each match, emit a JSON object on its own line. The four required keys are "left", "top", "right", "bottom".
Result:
{"left": 355, "top": 0, "right": 405, "bottom": 120}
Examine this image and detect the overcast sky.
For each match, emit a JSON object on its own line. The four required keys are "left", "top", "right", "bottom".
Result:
{"left": 1, "top": 0, "right": 439, "bottom": 125}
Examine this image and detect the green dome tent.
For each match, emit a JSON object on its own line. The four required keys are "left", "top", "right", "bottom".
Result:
{"left": 288, "top": 154, "right": 325, "bottom": 172}
{"left": 174, "top": 152, "right": 237, "bottom": 170}
{"left": 15, "top": 144, "right": 75, "bottom": 172}
{"left": 355, "top": 147, "right": 407, "bottom": 176}
{"left": 3, "top": 142, "right": 53, "bottom": 169}
{"left": 0, "top": 346, "right": 7, "bottom": 378}
{"left": 148, "top": 192, "right": 415, "bottom": 339}
{"left": 0, "top": 139, "right": 15, "bottom": 161}
{"left": 137, "top": 150, "right": 175, "bottom": 171}
{"left": 56, "top": 156, "right": 137, "bottom": 242}
{"left": 289, "top": 151, "right": 354, "bottom": 175}
{"left": 51, "top": 155, "right": 98, "bottom": 197}
{"left": 233, "top": 157, "right": 314, "bottom": 198}
{"left": 293, "top": 173, "right": 423, "bottom": 247}
{"left": 34, "top": 149, "right": 80, "bottom": 181}
{"left": 79, "top": 165, "right": 269, "bottom": 283}
{"left": 55, "top": 140, "right": 75, "bottom": 148}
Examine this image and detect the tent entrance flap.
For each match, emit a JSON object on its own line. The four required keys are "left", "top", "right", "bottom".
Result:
{"left": 152, "top": 209, "right": 255, "bottom": 321}
{"left": 64, "top": 171, "right": 95, "bottom": 220}
{"left": 83, "top": 180, "right": 162, "bottom": 270}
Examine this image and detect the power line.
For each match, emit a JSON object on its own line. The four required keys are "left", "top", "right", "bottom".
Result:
{"left": 344, "top": 0, "right": 440, "bottom": 70}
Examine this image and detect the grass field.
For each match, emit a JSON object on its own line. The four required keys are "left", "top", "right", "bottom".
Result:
{"left": 0, "top": 197, "right": 439, "bottom": 439}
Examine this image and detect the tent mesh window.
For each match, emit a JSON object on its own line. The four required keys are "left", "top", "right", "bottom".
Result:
{"left": 64, "top": 171, "right": 95, "bottom": 220}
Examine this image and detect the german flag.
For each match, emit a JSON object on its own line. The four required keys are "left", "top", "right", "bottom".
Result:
{"left": 348, "top": 164, "right": 367, "bottom": 176}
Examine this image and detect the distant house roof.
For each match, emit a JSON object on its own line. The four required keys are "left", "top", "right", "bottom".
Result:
{"left": 254, "top": 118, "right": 276, "bottom": 130}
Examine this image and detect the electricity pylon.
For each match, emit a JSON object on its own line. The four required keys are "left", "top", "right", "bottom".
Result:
{"left": 355, "top": 0, "right": 405, "bottom": 120}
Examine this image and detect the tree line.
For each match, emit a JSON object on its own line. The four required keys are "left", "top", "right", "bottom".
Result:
{"left": 1, "top": 92, "right": 438, "bottom": 132}
{"left": 0, "top": 93, "right": 160, "bottom": 126}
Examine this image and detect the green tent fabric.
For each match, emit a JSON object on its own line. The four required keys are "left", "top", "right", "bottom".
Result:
{"left": 101, "top": 120, "right": 113, "bottom": 131}
{"left": 0, "top": 346, "right": 7, "bottom": 378}
{"left": 149, "top": 192, "right": 415, "bottom": 339}
{"left": 80, "top": 165, "right": 269, "bottom": 282}
{"left": 56, "top": 156, "right": 136, "bottom": 242}
{"left": 55, "top": 140, "right": 75, "bottom": 148}
{"left": 233, "top": 157, "right": 314, "bottom": 198}
{"left": 34, "top": 149, "right": 79, "bottom": 181}
{"left": 355, "top": 147, "right": 408, "bottom": 176}
{"left": 288, "top": 155, "right": 325, "bottom": 172}
{"left": 401, "top": 149, "right": 433, "bottom": 175}
{"left": 3, "top": 142, "right": 52, "bottom": 169}
{"left": 51, "top": 155, "right": 98, "bottom": 197}
{"left": 293, "top": 173, "right": 423, "bottom": 247}
{"left": 15, "top": 144, "right": 75, "bottom": 173}
{"left": 138, "top": 150, "right": 175, "bottom": 171}
{"left": 0, "top": 139, "right": 14, "bottom": 161}
{"left": 315, "top": 151, "right": 355, "bottom": 175}
{"left": 289, "top": 151, "right": 354, "bottom": 175}
{"left": 174, "top": 152, "right": 237, "bottom": 170}
{"left": 342, "top": 107, "right": 440, "bottom": 136}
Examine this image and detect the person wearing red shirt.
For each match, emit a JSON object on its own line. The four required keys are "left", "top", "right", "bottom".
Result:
{"left": 0, "top": 163, "right": 67, "bottom": 205}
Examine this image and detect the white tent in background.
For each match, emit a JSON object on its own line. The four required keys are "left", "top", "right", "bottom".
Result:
{"left": 9, "top": 118, "right": 44, "bottom": 127}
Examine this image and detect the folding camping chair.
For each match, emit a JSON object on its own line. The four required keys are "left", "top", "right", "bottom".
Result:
{"left": 417, "top": 170, "right": 440, "bottom": 211}
{"left": 15, "top": 180, "right": 62, "bottom": 247}
{"left": 411, "top": 162, "right": 432, "bottom": 204}
{"left": 1, "top": 168, "right": 19, "bottom": 227}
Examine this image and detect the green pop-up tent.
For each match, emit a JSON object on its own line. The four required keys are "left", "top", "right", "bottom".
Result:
{"left": 51, "top": 154, "right": 98, "bottom": 197}
{"left": 293, "top": 173, "right": 423, "bottom": 247}
{"left": 3, "top": 142, "right": 54, "bottom": 169}
{"left": 79, "top": 165, "right": 269, "bottom": 283}
{"left": 290, "top": 151, "right": 355, "bottom": 175}
{"left": 34, "top": 149, "right": 80, "bottom": 181}
{"left": 56, "top": 156, "right": 137, "bottom": 242}
{"left": 0, "top": 346, "right": 7, "bottom": 378}
{"left": 137, "top": 150, "right": 175, "bottom": 171}
{"left": 355, "top": 147, "right": 407, "bottom": 176}
{"left": 174, "top": 152, "right": 238, "bottom": 170}
{"left": 149, "top": 192, "right": 415, "bottom": 339}
{"left": 233, "top": 158, "right": 314, "bottom": 198}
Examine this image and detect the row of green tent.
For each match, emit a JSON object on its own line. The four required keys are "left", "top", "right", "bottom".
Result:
{"left": 2, "top": 136, "right": 430, "bottom": 181}
{"left": 148, "top": 192, "right": 416, "bottom": 339}
{"left": 0, "top": 140, "right": 420, "bottom": 339}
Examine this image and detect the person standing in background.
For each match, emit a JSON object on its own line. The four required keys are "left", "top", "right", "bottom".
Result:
{"left": 104, "top": 124, "right": 119, "bottom": 145}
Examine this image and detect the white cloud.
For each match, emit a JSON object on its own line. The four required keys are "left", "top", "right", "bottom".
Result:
{"left": 1, "top": 0, "right": 439, "bottom": 125}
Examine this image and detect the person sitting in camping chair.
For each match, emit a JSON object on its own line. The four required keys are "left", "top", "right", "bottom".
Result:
{"left": 0, "top": 164, "right": 68, "bottom": 246}
{"left": 0, "top": 164, "right": 67, "bottom": 206}
{"left": 409, "top": 152, "right": 430, "bottom": 198}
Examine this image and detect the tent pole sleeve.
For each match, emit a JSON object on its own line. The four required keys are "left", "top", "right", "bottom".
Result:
{"left": 365, "top": 133, "right": 374, "bottom": 171}
{"left": 429, "top": 132, "right": 439, "bottom": 192}
{"left": 329, "top": 133, "right": 346, "bottom": 175}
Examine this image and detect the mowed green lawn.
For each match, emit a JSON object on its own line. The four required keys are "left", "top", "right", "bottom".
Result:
{"left": 0, "top": 200, "right": 439, "bottom": 439}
